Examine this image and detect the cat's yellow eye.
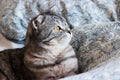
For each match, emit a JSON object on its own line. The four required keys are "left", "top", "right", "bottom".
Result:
{"left": 54, "top": 26, "right": 60, "bottom": 31}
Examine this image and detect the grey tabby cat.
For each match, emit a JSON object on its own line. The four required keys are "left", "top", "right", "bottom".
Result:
{"left": 0, "top": 12, "right": 78, "bottom": 80}
{"left": 24, "top": 12, "right": 78, "bottom": 80}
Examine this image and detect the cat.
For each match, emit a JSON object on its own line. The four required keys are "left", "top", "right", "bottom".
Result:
{"left": 24, "top": 11, "right": 78, "bottom": 80}
{"left": 0, "top": 12, "right": 78, "bottom": 80}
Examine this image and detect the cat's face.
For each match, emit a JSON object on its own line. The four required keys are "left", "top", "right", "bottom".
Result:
{"left": 26, "top": 12, "right": 72, "bottom": 45}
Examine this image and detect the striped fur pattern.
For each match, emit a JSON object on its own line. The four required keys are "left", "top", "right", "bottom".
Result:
{"left": 24, "top": 12, "right": 78, "bottom": 80}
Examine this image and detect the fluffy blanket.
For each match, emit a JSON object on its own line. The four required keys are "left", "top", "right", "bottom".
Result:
{"left": 61, "top": 55, "right": 120, "bottom": 80}
{"left": 0, "top": 0, "right": 119, "bottom": 42}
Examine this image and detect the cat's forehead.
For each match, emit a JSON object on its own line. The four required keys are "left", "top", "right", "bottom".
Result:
{"left": 36, "top": 14, "right": 63, "bottom": 22}
{"left": 33, "top": 14, "right": 69, "bottom": 29}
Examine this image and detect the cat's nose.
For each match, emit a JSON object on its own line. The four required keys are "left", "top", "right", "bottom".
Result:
{"left": 67, "top": 30, "right": 71, "bottom": 34}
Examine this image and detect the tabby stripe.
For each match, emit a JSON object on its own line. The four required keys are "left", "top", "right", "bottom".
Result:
{"left": 32, "top": 55, "right": 76, "bottom": 69}
{"left": 45, "top": 30, "right": 52, "bottom": 39}
{"left": 55, "top": 55, "right": 76, "bottom": 64}
{"left": 42, "top": 36, "right": 57, "bottom": 43}
{"left": 0, "top": 69, "right": 10, "bottom": 80}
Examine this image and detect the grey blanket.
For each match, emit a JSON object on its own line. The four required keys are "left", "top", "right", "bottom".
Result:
{"left": 0, "top": 0, "right": 119, "bottom": 42}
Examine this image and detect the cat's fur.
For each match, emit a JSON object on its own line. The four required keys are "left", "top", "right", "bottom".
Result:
{"left": 0, "top": 12, "right": 78, "bottom": 80}
{"left": 23, "top": 12, "right": 78, "bottom": 80}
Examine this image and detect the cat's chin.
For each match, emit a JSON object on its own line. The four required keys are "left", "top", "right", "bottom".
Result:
{"left": 65, "top": 32, "right": 72, "bottom": 41}
{"left": 55, "top": 33, "right": 72, "bottom": 43}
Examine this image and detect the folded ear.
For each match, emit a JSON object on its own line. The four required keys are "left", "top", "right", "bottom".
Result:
{"left": 32, "top": 15, "right": 44, "bottom": 30}
{"left": 36, "top": 15, "right": 44, "bottom": 23}
{"left": 32, "top": 20, "right": 38, "bottom": 30}
{"left": 25, "top": 15, "right": 44, "bottom": 46}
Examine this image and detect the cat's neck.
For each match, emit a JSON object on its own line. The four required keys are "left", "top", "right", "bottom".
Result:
{"left": 25, "top": 39, "right": 70, "bottom": 55}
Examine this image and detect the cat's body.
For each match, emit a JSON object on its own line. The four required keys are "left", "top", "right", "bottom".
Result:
{"left": 0, "top": 48, "right": 26, "bottom": 80}
{"left": 0, "top": 12, "right": 78, "bottom": 80}
{"left": 23, "top": 12, "right": 78, "bottom": 80}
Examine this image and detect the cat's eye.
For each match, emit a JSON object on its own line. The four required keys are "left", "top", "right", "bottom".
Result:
{"left": 54, "top": 26, "right": 61, "bottom": 31}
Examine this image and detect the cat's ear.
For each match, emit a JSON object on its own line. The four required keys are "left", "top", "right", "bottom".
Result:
{"left": 32, "top": 15, "right": 44, "bottom": 30}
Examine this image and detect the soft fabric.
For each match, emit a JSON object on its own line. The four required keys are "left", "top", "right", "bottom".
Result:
{"left": 67, "top": 22, "right": 120, "bottom": 80}
{"left": 0, "top": 0, "right": 119, "bottom": 42}
{"left": 60, "top": 50, "right": 120, "bottom": 80}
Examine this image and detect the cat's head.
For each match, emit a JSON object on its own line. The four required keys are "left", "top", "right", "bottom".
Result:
{"left": 25, "top": 11, "right": 72, "bottom": 46}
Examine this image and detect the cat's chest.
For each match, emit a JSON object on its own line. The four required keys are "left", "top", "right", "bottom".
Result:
{"left": 24, "top": 39, "right": 73, "bottom": 69}
{"left": 24, "top": 45, "right": 66, "bottom": 67}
